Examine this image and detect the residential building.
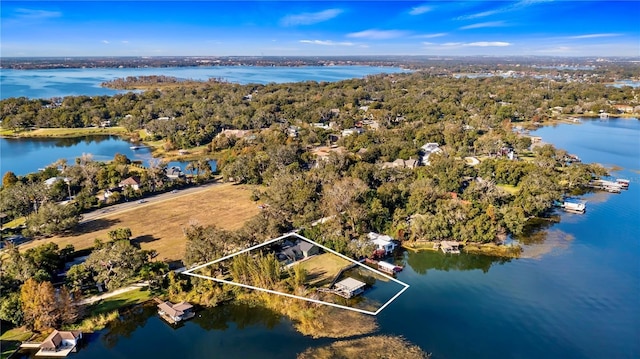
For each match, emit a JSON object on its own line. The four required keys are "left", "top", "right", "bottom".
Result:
{"left": 367, "top": 232, "right": 397, "bottom": 256}
{"left": 420, "top": 143, "right": 443, "bottom": 165}
{"left": 118, "top": 176, "right": 140, "bottom": 191}
{"left": 157, "top": 301, "right": 195, "bottom": 323}
{"left": 37, "top": 330, "right": 82, "bottom": 357}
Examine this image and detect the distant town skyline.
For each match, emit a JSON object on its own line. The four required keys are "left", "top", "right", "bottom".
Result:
{"left": 1, "top": 1, "right": 639, "bottom": 57}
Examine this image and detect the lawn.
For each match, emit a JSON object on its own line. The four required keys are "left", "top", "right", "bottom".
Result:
{"left": 298, "top": 253, "right": 352, "bottom": 288}
{"left": 0, "top": 127, "right": 128, "bottom": 138}
{"left": 0, "top": 327, "right": 34, "bottom": 359}
{"left": 85, "top": 288, "right": 153, "bottom": 316}
{"left": 20, "top": 183, "right": 260, "bottom": 262}
{"left": 497, "top": 183, "right": 521, "bottom": 195}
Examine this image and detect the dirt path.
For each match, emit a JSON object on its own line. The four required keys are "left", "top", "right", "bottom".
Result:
{"left": 77, "top": 282, "right": 149, "bottom": 305}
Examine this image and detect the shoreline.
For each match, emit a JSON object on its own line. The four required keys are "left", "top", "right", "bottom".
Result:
{"left": 402, "top": 241, "right": 522, "bottom": 258}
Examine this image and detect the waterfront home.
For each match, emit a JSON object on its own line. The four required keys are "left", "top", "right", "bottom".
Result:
{"left": 36, "top": 330, "right": 82, "bottom": 357}
{"left": 165, "top": 166, "right": 185, "bottom": 180}
{"left": 157, "top": 301, "right": 195, "bottom": 324}
{"left": 333, "top": 277, "right": 366, "bottom": 298}
{"left": 44, "top": 176, "right": 70, "bottom": 187}
{"left": 613, "top": 104, "right": 634, "bottom": 113}
{"left": 118, "top": 176, "right": 140, "bottom": 191}
{"left": 367, "top": 232, "right": 397, "bottom": 257}
{"left": 278, "top": 240, "right": 320, "bottom": 263}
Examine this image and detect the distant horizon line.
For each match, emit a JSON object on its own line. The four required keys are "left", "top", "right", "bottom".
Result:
{"left": 2, "top": 55, "right": 639, "bottom": 59}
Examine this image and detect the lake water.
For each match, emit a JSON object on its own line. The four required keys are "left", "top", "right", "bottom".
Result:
{"left": 12, "top": 118, "right": 640, "bottom": 358}
{"left": 0, "top": 136, "right": 215, "bottom": 176}
{"left": 0, "top": 66, "right": 408, "bottom": 100}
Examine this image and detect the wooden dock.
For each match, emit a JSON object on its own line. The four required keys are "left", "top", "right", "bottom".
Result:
{"left": 434, "top": 241, "right": 461, "bottom": 254}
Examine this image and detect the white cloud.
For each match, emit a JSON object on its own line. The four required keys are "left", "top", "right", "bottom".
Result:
{"left": 299, "top": 40, "right": 355, "bottom": 46}
{"left": 424, "top": 41, "right": 511, "bottom": 48}
{"left": 460, "top": 21, "right": 506, "bottom": 30}
{"left": 536, "top": 46, "right": 574, "bottom": 54}
{"left": 413, "top": 33, "right": 447, "bottom": 39}
{"left": 121, "top": 40, "right": 129, "bottom": 44}
{"left": 409, "top": 5, "right": 432, "bottom": 15}
{"left": 280, "top": 9, "right": 342, "bottom": 26}
{"left": 102, "top": 40, "right": 110, "bottom": 44}
{"left": 468, "top": 41, "right": 511, "bottom": 47}
{"left": 568, "top": 33, "right": 621, "bottom": 39}
{"left": 457, "top": 0, "right": 553, "bottom": 20}
{"left": 14, "top": 8, "right": 62, "bottom": 20}
{"left": 347, "top": 29, "right": 408, "bottom": 40}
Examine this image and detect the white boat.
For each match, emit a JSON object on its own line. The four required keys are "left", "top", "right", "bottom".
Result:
{"left": 130, "top": 146, "right": 140, "bottom": 150}
{"left": 562, "top": 200, "right": 586, "bottom": 213}
{"left": 616, "top": 179, "right": 630, "bottom": 188}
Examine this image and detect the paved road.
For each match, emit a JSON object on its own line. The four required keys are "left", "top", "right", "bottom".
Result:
{"left": 80, "top": 181, "right": 221, "bottom": 223}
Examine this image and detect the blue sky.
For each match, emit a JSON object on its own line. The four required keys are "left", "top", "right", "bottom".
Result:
{"left": 1, "top": 1, "right": 639, "bottom": 57}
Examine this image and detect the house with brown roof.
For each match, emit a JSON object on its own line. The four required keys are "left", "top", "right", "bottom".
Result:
{"left": 118, "top": 176, "right": 140, "bottom": 191}
{"left": 157, "top": 301, "right": 195, "bottom": 324}
{"left": 36, "top": 330, "right": 82, "bottom": 357}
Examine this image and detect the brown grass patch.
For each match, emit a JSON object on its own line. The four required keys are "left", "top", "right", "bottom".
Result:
{"left": 21, "top": 183, "right": 259, "bottom": 262}
{"left": 297, "top": 335, "right": 427, "bottom": 359}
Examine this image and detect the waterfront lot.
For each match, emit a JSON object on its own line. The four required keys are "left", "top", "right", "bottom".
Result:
{"left": 20, "top": 183, "right": 259, "bottom": 262}
{"left": 298, "top": 253, "right": 352, "bottom": 288}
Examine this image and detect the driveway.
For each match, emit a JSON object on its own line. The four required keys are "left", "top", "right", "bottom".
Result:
{"left": 77, "top": 282, "right": 149, "bottom": 306}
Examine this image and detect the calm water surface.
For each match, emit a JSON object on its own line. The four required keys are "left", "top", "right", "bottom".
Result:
{"left": 15, "top": 118, "right": 640, "bottom": 359}
{"left": 0, "top": 136, "right": 214, "bottom": 176}
{"left": 0, "top": 66, "right": 408, "bottom": 99}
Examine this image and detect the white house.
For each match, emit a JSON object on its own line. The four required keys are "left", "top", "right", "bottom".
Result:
{"left": 420, "top": 143, "right": 443, "bottom": 165}
{"left": 367, "top": 232, "right": 397, "bottom": 256}
{"left": 342, "top": 127, "right": 365, "bottom": 137}
{"left": 37, "top": 330, "right": 82, "bottom": 357}
{"left": 44, "top": 177, "right": 70, "bottom": 187}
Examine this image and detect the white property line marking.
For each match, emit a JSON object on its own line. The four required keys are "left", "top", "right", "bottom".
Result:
{"left": 182, "top": 232, "right": 410, "bottom": 316}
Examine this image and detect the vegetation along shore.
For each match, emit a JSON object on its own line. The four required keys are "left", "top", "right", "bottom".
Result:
{"left": 1, "top": 61, "right": 638, "bottom": 357}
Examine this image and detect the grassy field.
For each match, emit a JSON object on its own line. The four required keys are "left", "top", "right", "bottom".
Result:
{"left": 298, "top": 253, "right": 352, "bottom": 288}
{"left": 20, "top": 183, "right": 259, "bottom": 262}
{"left": 84, "top": 288, "right": 153, "bottom": 316}
{"left": 0, "top": 327, "right": 34, "bottom": 359}
{"left": 0, "top": 127, "right": 129, "bottom": 138}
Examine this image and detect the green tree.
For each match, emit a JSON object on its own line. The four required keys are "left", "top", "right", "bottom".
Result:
{"left": 25, "top": 202, "right": 80, "bottom": 236}
{"left": 0, "top": 292, "right": 23, "bottom": 326}
{"left": 85, "top": 240, "right": 147, "bottom": 290}
{"left": 107, "top": 227, "right": 133, "bottom": 242}
{"left": 65, "top": 264, "right": 94, "bottom": 293}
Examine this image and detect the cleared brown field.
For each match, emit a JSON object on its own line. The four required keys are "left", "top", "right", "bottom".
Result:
{"left": 21, "top": 183, "right": 259, "bottom": 263}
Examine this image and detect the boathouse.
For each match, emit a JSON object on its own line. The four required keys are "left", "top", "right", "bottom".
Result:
{"left": 157, "top": 301, "right": 195, "bottom": 324}
{"left": 377, "top": 260, "right": 403, "bottom": 274}
{"left": 35, "top": 330, "right": 82, "bottom": 357}
{"left": 333, "top": 277, "right": 366, "bottom": 298}
{"left": 438, "top": 241, "right": 461, "bottom": 254}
